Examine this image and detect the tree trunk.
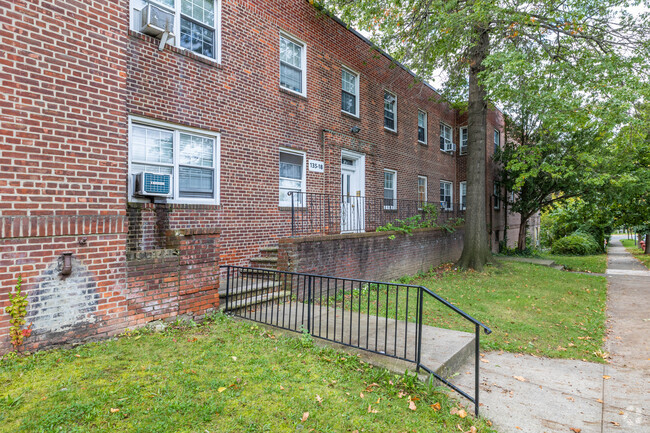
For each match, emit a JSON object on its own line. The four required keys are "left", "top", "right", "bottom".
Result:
{"left": 517, "top": 215, "right": 529, "bottom": 251}
{"left": 645, "top": 233, "right": 649, "bottom": 254}
{"left": 457, "top": 25, "right": 491, "bottom": 271}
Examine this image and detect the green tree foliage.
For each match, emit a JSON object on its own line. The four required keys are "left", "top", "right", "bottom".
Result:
{"left": 316, "top": 0, "right": 650, "bottom": 269}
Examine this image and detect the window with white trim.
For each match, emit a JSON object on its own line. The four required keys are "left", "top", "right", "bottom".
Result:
{"left": 129, "top": 117, "right": 219, "bottom": 203}
{"left": 280, "top": 34, "right": 306, "bottom": 96}
{"left": 341, "top": 68, "right": 359, "bottom": 116}
{"left": 417, "top": 110, "right": 427, "bottom": 144}
{"left": 493, "top": 183, "right": 501, "bottom": 210}
{"left": 130, "top": 0, "right": 220, "bottom": 60}
{"left": 384, "top": 169, "right": 397, "bottom": 209}
{"left": 440, "top": 180, "right": 453, "bottom": 211}
{"left": 440, "top": 123, "right": 453, "bottom": 152}
{"left": 460, "top": 126, "right": 468, "bottom": 155}
{"left": 418, "top": 176, "right": 427, "bottom": 208}
{"left": 460, "top": 181, "right": 467, "bottom": 211}
{"left": 279, "top": 150, "right": 305, "bottom": 207}
{"left": 384, "top": 91, "right": 397, "bottom": 131}
{"left": 494, "top": 129, "right": 501, "bottom": 153}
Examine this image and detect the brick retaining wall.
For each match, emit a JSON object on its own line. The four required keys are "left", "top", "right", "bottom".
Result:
{"left": 278, "top": 228, "right": 464, "bottom": 282}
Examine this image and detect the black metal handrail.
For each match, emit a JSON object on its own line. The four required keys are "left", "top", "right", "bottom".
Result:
{"left": 289, "top": 192, "right": 465, "bottom": 236}
{"left": 221, "top": 265, "right": 491, "bottom": 415}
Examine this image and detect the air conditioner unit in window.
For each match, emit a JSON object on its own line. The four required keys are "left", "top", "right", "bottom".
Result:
{"left": 445, "top": 141, "right": 456, "bottom": 152}
{"left": 135, "top": 172, "right": 172, "bottom": 197}
{"left": 140, "top": 3, "right": 175, "bottom": 39}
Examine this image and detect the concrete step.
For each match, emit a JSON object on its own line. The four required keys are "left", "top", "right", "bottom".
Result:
{"left": 259, "top": 246, "right": 279, "bottom": 258}
{"left": 220, "top": 290, "right": 290, "bottom": 311}
{"left": 250, "top": 257, "right": 278, "bottom": 265}
{"left": 239, "top": 267, "right": 281, "bottom": 277}
{"left": 219, "top": 279, "right": 282, "bottom": 298}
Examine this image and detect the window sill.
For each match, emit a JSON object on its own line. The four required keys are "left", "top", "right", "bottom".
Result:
{"left": 279, "top": 206, "right": 307, "bottom": 211}
{"left": 440, "top": 150, "right": 455, "bottom": 156}
{"left": 384, "top": 127, "right": 398, "bottom": 136}
{"left": 418, "top": 141, "right": 428, "bottom": 147}
{"left": 279, "top": 87, "right": 308, "bottom": 100}
{"left": 341, "top": 110, "right": 360, "bottom": 120}
{"left": 128, "top": 201, "right": 222, "bottom": 211}
{"left": 128, "top": 30, "right": 223, "bottom": 69}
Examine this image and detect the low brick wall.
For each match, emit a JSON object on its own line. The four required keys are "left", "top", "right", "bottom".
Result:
{"left": 278, "top": 228, "right": 464, "bottom": 281}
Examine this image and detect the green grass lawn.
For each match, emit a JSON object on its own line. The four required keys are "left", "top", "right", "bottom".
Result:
{"left": 621, "top": 239, "right": 650, "bottom": 268}
{"left": 538, "top": 253, "right": 608, "bottom": 273}
{"left": 0, "top": 315, "right": 494, "bottom": 433}
{"left": 329, "top": 262, "right": 607, "bottom": 363}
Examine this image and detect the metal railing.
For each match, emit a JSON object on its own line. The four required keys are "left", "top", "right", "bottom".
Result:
{"left": 221, "top": 265, "right": 491, "bottom": 415}
{"left": 289, "top": 192, "right": 464, "bottom": 236}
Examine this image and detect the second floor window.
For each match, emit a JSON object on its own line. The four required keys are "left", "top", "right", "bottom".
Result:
{"left": 460, "top": 127, "right": 468, "bottom": 155}
{"left": 418, "top": 111, "right": 427, "bottom": 144}
{"left": 341, "top": 68, "right": 359, "bottom": 116}
{"left": 280, "top": 34, "right": 306, "bottom": 95}
{"left": 494, "top": 129, "right": 501, "bottom": 153}
{"left": 440, "top": 123, "right": 453, "bottom": 152}
{"left": 132, "top": 0, "right": 219, "bottom": 60}
{"left": 384, "top": 92, "right": 397, "bottom": 131}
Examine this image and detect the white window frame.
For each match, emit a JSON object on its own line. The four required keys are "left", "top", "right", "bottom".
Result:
{"left": 130, "top": 0, "right": 222, "bottom": 63}
{"left": 417, "top": 110, "right": 428, "bottom": 144}
{"left": 279, "top": 32, "right": 307, "bottom": 97}
{"left": 418, "top": 175, "right": 428, "bottom": 209}
{"left": 128, "top": 116, "right": 220, "bottom": 205}
{"left": 279, "top": 148, "right": 307, "bottom": 207}
{"left": 459, "top": 126, "right": 468, "bottom": 155}
{"left": 383, "top": 91, "right": 397, "bottom": 132}
{"left": 440, "top": 180, "right": 453, "bottom": 211}
{"left": 494, "top": 129, "right": 501, "bottom": 153}
{"left": 383, "top": 169, "right": 397, "bottom": 210}
{"left": 341, "top": 66, "right": 360, "bottom": 117}
{"left": 460, "top": 181, "right": 467, "bottom": 211}
{"left": 494, "top": 183, "right": 501, "bottom": 210}
{"left": 440, "top": 123, "right": 453, "bottom": 152}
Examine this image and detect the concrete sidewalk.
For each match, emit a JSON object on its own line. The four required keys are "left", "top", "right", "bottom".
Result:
{"left": 455, "top": 236, "right": 649, "bottom": 432}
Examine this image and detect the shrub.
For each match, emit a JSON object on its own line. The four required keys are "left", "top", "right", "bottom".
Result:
{"left": 551, "top": 233, "right": 600, "bottom": 255}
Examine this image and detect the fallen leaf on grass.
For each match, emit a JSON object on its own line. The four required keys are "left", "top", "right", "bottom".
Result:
{"left": 217, "top": 387, "right": 227, "bottom": 393}
{"left": 408, "top": 400, "right": 417, "bottom": 411}
{"left": 570, "top": 428, "right": 581, "bottom": 433}
{"left": 359, "top": 392, "right": 364, "bottom": 398}
{"left": 469, "top": 427, "right": 477, "bottom": 433}
{"left": 430, "top": 402, "right": 441, "bottom": 411}
{"left": 110, "top": 408, "right": 120, "bottom": 413}
{"left": 231, "top": 356, "right": 237, "bottom": 361}
{"left": 75, "top": 354, "right": 81, "bottom": 358}
{"left": 279, "top": 385, "right": 285, "bottom": 390}
{"left": 367, "top": 405, "right": 379, "bottom": 413}
{"left": 315, "top": 395, "right": 323, "bottom": 405}
{"left": 458, "top": 409, "right": 467, "bottom": 418}
{"left": 514, "top": 376, "right": 526, "bottom": 382}
{"left": 301, "top": 412, "right": 309, "bottom": 422}
{"left": 398, "top": 391, "right": 407, "bottom": 398}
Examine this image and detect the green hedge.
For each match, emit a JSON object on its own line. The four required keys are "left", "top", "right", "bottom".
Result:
{"left": 551, "top": 232, "right": 601, "bottom": 255}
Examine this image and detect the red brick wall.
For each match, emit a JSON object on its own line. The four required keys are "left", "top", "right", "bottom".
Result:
{"left": 278, "top": 227, "right": 464, "bottom": 282}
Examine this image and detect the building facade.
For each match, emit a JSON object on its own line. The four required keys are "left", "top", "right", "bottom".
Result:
{"left": 0, "top": 0, "right": 524, "bottom": 353}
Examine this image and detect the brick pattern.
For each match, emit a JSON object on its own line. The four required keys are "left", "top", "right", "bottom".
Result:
{"left": 278, "top": 228, "right": 464, "bottom": 282}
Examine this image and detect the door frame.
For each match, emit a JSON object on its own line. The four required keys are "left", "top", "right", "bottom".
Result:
{"left": 340, "top": 150, "right": 365, "bottom": 233}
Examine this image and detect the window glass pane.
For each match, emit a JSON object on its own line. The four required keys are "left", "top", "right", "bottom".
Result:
{"left": 342, "top": 91, "right": 356, "bottom": 115}
{"left": 133, "top": 126, "right": 173, "bottom": 164}
{"left": 154, "top": 0, "right": 175, "bottom": 9}
{"left": 179, "top": 133, "right": 214, "bottom": 167}
{"left": 418, "top": 126, "right": 426, "bottom": 143}
{"left": 132, "top": 163, "right": 173, "bottom": 176}
{"left": 280, "top": 64, "right": 302, "bottom": 93}
{"left": 418, "top": 111, "right": 425, "bottom": 127}
{"left": 342, "top": 70, "right": 356, "bottom": 94}
{"left": 280, "top": 37, "right": 302, "bottom": 68}
{"left": 280, "top": 152, "right": 303, "bottom": 180}
{"left": 181, "top": 0, "right": 214, "bottom": 26}
{"left": 384, "top": 171, "right": 394, "bottom": 189}
{"left": 179, "top": 166, "right": 214, "bottom": 197}
{"left": 180, "top": 18, "right": 214, "bottom": 57}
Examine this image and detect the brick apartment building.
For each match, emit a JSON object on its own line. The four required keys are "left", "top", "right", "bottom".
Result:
{"left": 0, "top": 0, "right": 530, "bottom": 353}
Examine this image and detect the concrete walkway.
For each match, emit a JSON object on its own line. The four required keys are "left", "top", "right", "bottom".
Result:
{"left": 456, "top": 236, "right": 649, "bottom": 432}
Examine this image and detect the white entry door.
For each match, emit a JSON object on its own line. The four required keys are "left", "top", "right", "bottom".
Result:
{"left": 341, "top": 152, "right": 365, "bottom": 233}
